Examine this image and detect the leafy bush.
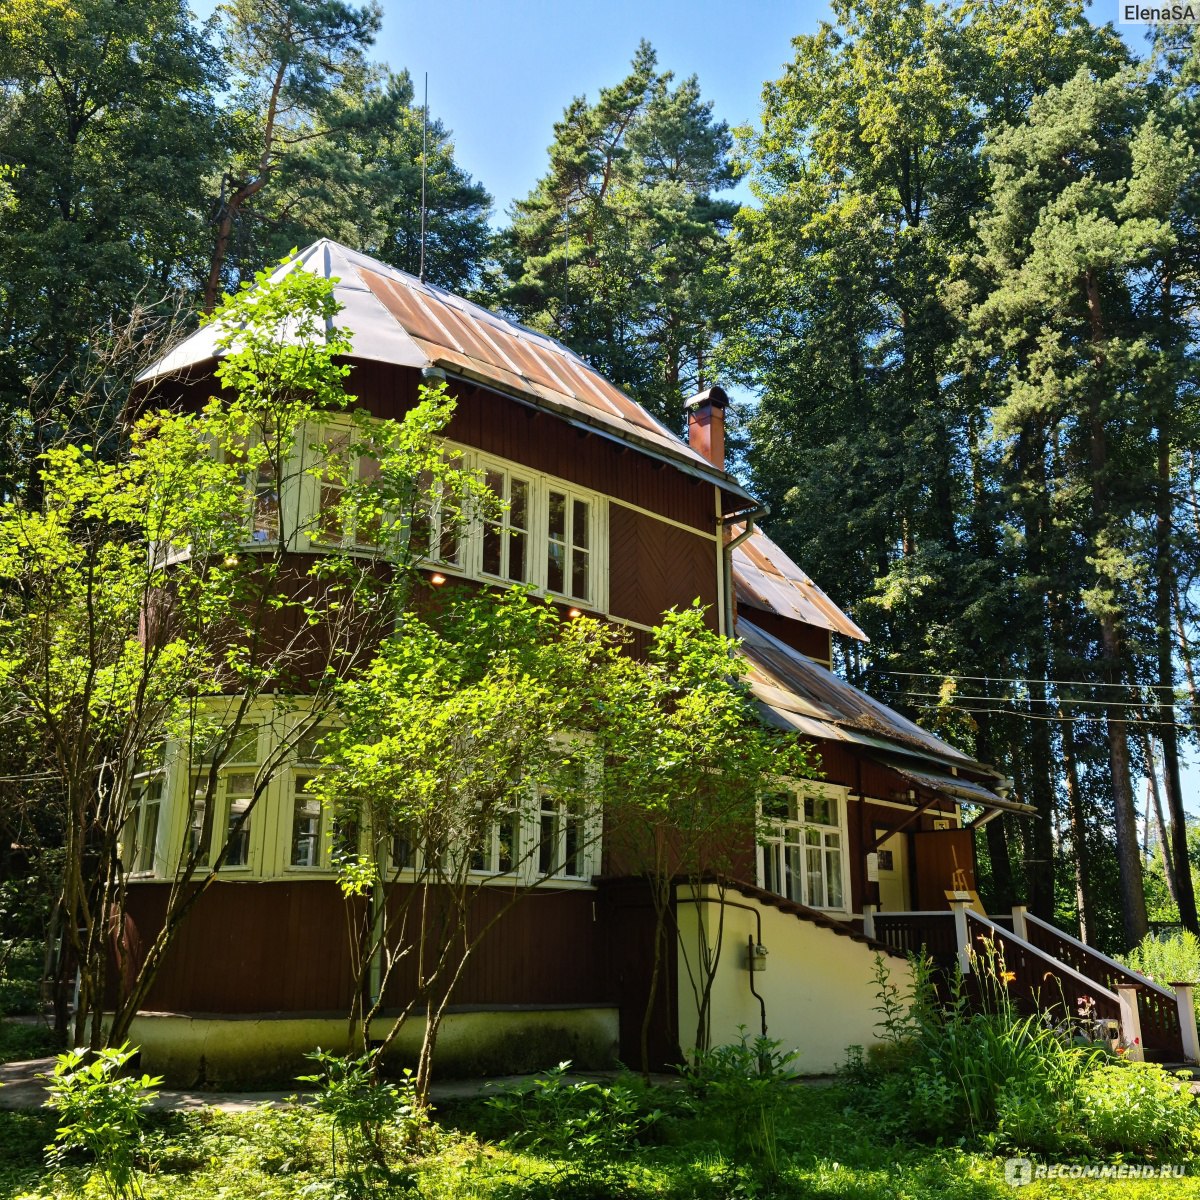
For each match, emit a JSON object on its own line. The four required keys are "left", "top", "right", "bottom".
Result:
{"left": 1074, "top": 1061, "right": 1200, "bottom": 1157}
{"left": 1124, "top": 929, "right": 1200, "bottom": 989}
{"left": 0, "top": 938, "right": 44, "bottom": 1016}
{"left": 683, "top": 1031, "right": 799, "bottom": 1174}
{"left": 853, "top": 951, "right": 1200, "bottom": 1158}
{"left": 0, "top": 1018, "right": 58, "bottom": 1063}
{"left": 298, "top": 1048, "right": 432, "bottom": 1195}
{"left": 485, "top": 1062, "right": 664, "bottom": 1163}
{"left": 42, "top": 1043, "right": 161, "bottom": 1200}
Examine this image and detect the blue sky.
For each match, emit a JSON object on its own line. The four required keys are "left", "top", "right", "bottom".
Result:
{"left": 191, "top": 0, "right": 834, "bottom": 216}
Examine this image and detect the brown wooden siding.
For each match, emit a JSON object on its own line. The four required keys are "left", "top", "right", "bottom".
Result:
{"left": 346, "top": 364, "right": 717, "bottom": 533}
{"left": 117, "top": 880, "right": 609, "bottom": 1015}
{"left": 608, "top": 502, "right": 718, "bottom": 631}
{"left": 597, "top": 879, "right": 679, "bottom": 1069}
{"left": 118, "top": 881, "right": 359, "bottom": 1013}
{"left": 378, "top": 886, "right": 610, "bottom": 1009}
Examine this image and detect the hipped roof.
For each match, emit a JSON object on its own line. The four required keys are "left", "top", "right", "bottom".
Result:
{"left": 137, "top": 239, "right": 755, "bottom": 507}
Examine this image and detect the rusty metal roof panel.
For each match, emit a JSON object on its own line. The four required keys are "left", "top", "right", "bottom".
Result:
{"left": 733, "top": 527, "right": 868, "bottom": 642}
{"left": 136, "top": 239, "right": 754, "bottom": 505}
{"left": 738, "top": 618, "right": 994, "bottom": 775}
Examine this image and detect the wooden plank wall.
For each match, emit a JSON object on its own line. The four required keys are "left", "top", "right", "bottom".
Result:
{"left": 117, "top": 881, "right": 609, "bottom": 1015}
{"left": 607, "top": 503, "right": 718, "bottom": 631}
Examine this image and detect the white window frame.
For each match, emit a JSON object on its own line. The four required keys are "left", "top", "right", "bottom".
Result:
{"left": 757, "top": 783, "right": 849, "bottom": 913}
{"left": 126, "top": 771, "right": 165, "bottom": 877}
{"left": 294, "top": 431, "right": 609, "bottom": 612}
{"left": 186, "top": 724, "right": 261, "bottom": 873}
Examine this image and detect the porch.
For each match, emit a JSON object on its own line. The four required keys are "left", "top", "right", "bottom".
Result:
{"left": 863, "top": 902, "right": 1200, "bottom": 1066}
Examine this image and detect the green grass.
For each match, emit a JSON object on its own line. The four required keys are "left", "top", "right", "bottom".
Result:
{"left": 2, "top": 1081, "right": 1198, "bottom": 1200}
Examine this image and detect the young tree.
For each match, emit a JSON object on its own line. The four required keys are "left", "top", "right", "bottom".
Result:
{"left": 0, "top": 260, "right": 477, "bottom": 1045}
{"left": 313, "top": 593, "right": 814, "bottom": 1099}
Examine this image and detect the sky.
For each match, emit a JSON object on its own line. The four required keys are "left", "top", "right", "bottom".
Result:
{"left": 192, "top": 0, "right": 835, "bottom": 217}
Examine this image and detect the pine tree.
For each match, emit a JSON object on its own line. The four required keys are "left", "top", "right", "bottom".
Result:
{"left": 492, "top": 42, "right": 736, "bottom": 426}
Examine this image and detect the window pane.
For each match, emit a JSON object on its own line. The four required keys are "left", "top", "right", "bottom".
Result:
{"left": 805, "top": 796, "right": 835, "bottom": 826}
{"left": 510, "top": 479, "right": 529, "bottom": 531}
{"left": 226, "top": 727, "right": 258, "bottom": 765}
{"left": 806, "top": 845, "right": 823, "bottom": 906}
{"left": 248, "top": 463, "right": 279, "bottom": 542}
{"left": 572, "top": 499, "right": 589, "bottom": 550}
{"left": 137, "top": 803, "right": 160, "bottom": 873}
{"left": 570, "top": 549, "right": 589, "bottom": 600}
{"left": 826, "top": 848, "right": 844, "bottom": 908}
{"left": 547, "top": 541, "right": 565, "bottom": 593}
{"left": 548, "top": 491, "right": 566, "bottom": 540}
{"left": 291, "top": 776, "right": 321, "bottom": 868}
{"left": 509, "top": 530, "right": 527, "bottom": 583}
{"left": 482, "top": 522, "right": 502, "bottom": 576}
{"left": 226, "top": 797, "right": 251, "bottom": 868}
{"left": 539, "top": 813, "right": 555, "bottom": 874}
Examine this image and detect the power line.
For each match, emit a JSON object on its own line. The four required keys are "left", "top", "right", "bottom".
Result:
{"left": 896, "top": 689, "right": 1185, "bottom": 711}
{"left": 872, "top": 668, "right": 1170, "bottom": 692}
{"left": 907, "top": 703, "right": 1200, "bottom": 731}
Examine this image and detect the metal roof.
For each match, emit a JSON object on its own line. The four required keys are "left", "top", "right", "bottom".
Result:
{"left": 732, "top": 526, "right": 868, "bottom": 642}
{"left": 737, "top": 617, "right": 1001, "bottom": 781}
{"left": 137, "top": 240, "right": 755, "bottom": 505}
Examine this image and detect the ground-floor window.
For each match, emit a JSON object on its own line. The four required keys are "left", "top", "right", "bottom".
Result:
{"left": 758, "top": 787, "right": 846, "bottom": 911}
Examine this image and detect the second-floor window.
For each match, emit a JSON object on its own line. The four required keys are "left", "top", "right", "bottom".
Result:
{"left": 188, "top": 724, "right": 259, "bottom": 871}
{"left": 295, "top": 431, "right": 606, "bottom": 610}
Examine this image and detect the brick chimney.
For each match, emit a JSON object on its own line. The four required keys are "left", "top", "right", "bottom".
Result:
{"left": 685, "top": 386, "right": 728, "bottom": 470}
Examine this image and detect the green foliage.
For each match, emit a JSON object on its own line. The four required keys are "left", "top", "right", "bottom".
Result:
{"left": 298, "top": 1050, "right": 432, "bottom": 1194}
{"left": 1124, "top": 928, "right": 1200, "bottom": 988}
{"left": 492, "top": 41, "right": 736, "bottom": 425}
{"left": 485, "top": 1062, "right": 664, "bottom": 1163}
{"left": 42, "top": 1044, "right": 162, "bottom": 1199}
{"left": 855, "top": 951, "right": 1200, "bottom": 1159}
{"left": 0, "top": 0, "right": 221, "bottom": 474}
{"left": 683, "top": 1032, "right": 799, "bottom": 1175}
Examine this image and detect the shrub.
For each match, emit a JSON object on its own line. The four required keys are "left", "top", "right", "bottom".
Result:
{"left": 1124, "top": 930, "right": 1200, "bottom": 992}
{"left": 299, "top": 1048, "right": 433, "bottom": 1194}
{"left": 485, "top": 1062, "right": 664, "bottom": 1163}
{"left": 683, "top": 1031, "right": 798, "bottom": 1174}
{"left": 1074, "top": 1061, "right": 1200, "bottom": 1157}
{"left": 42, "top": 1043, "right": 161, "bottom": 1200}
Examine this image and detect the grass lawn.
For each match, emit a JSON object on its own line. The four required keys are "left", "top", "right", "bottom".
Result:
{"left": 1, "top": 1076, "right": 1197, "bottom": 1200}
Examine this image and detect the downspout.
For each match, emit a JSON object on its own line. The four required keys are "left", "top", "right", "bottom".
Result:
{"left": 720, "top": 504, "right": 768, "bottom": 638}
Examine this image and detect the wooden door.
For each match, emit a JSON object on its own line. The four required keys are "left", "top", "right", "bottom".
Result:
{"left": 913, "top": 829, "right": 977, "bottom": 911}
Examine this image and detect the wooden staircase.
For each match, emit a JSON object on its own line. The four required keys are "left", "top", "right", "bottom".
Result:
{"left": 864, "top": 904, "right": 1199, "bottom": 1065}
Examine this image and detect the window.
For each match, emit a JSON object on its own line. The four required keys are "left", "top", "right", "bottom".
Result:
{"left": 128, "top": 775, "right": 163, "bottom": 875}
{"left": 311, "top": 428, "right": 384, "bottom": 549}
{"left": 289, "top": 725, "right": 357, "bottom": 869}
{"left": 291, "top": 774, "right": 323, "bottom": 868}
{"left": 535, "top": 757, "right": 598, "bottom": 881}
{"left": 299, "top": 439, "right": 606, "bottom": 610}
{"left": 227, "top": 435, "right": 280, "bottom": 544}
{"left": 187, "top": 725, "right": 259, "bottom": 870}
{"left": 759, "top": 788, "right": 845, "bottom": 911}
{"left": 410, "top": 465, "right": 462, "bottom": 566}
{"left": 481, "top": 466, "right": 532, "bottom": 584}
{"left": 469, "top": 806, "right": 522, "bottom": 875}
{"left": 547, "top": 490, "right": 592, "bottom": 603}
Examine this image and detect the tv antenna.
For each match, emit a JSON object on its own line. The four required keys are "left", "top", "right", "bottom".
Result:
{"left": 419, "top": 71, "right": 429, "bottom": 283}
